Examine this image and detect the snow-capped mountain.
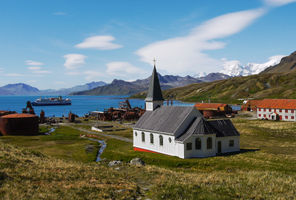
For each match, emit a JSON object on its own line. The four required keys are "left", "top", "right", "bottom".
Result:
{"left": 220, "top": 55, "right": 285, "bottom": 77}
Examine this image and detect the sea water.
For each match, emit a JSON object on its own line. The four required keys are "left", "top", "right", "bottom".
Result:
{"left": 0, "top": 95, "right": 194, "bottom": 117}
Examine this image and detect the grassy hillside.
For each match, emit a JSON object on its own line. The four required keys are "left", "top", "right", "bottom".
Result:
{"left": 1, "top": 119, "right": 296, "bottom": 199}
{"left": 132, "top": 71, "right": 296, "bottom": 103}
{"left": 262, "top": 51, "right": 296, "bottom": 74}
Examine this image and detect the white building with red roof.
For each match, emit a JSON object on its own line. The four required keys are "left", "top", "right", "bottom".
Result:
{"left": 256, "top": 99, "right": 296, "bottom": 121}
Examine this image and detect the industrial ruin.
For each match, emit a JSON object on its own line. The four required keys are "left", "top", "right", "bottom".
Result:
{"left": 91, "top": 99, "right": 145, "bottom": 121}
{"left": 0, "top": 113, "right": 39, "bottom": 136}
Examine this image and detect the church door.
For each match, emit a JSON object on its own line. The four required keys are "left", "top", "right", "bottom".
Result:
{"left": 217, "top": 141, "right": 222, "bottom": 154}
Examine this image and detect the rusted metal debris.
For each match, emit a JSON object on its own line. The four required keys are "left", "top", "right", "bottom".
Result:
{"left": 93, "top": 99, "right": 145, "bottom": 121}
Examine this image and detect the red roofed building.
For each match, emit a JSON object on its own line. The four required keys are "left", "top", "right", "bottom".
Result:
{"left": 194, "top": 103, "right": 232, "bottom": 118}
{"left": 241, "top": 100, "right": 262, "bottom": 111}
{"left": 256, "top": 99, "right": 296, "bottom": 121}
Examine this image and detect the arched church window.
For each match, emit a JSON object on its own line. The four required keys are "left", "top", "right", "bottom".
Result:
{"left": 159, "top": 135, "right": 163, "bottom": 146}
{"left": 150, "top": 133, "right": 154, "bottom": 144}
{"left": 168, "top": 137, "right": 172, "bottom": 143}
{"left": 141, "top": 132, "right": 145, "bottom": 142}
{"left": 207, "top": 137, "right": 212, "bottom": 149}
{"left": 195, "top": 138, "right": 201, "bottom": 150}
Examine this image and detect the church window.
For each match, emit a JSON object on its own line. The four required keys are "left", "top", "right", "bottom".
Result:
{"left": 141, "top": 132, "right": 145, "bottom": 142}
{"left": 159, "top": 135, "right": 163, "bottom": 146}
{"left": 150, "top": 133, "right": 154, "bottom": 144}
{"left": 186, "top": 143, "right": 192, "bottom": 150}
{"left": 229, "top": 140, "right": 234, "bottom": 147}
{"left": 135, "top": 132, "right": 137, "bottom": 136}
{"left": 168, "top": 137, "right": 172, "bottom": 143}
{"left": 207, "top": 137, "right": 212, "bottom": 149}
{"left": 195, "top": 138, "right": 201, "bottom": 150}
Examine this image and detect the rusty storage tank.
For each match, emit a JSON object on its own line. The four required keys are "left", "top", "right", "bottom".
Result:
{"left": 0, "top": 110, "right": 16, "bottom": 117}
{"left": 0, "top": 113, "right": 39, "bottom": 136}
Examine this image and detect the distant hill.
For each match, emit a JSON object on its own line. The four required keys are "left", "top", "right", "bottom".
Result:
{"left": 131, "top": 71, "right": 296, "bottom": 104}
{"left": 72, "top": 79, "right": 148, "bottom": 95}
{"left": 72, "top": 74, "right": 205, "bottom": 96}
{"left": 262, "top": 51, "right": 296, "bottom": 74}
{"left": 0, "top": 83, "right": 40, "bottom": 95}
{"left": 0, "top": 81, "right": 106, "bottom": 96}
{"left": 39, "top": 81, "right": 106, "bottom": 95}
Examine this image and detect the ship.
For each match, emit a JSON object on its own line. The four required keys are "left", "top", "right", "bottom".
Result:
{"left": 31, "top": 96, "right": 71, "bottom": 106}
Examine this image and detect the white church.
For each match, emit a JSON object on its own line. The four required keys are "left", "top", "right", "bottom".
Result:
{"left": 133, "top": 66, "right": 240, "bottom": 158}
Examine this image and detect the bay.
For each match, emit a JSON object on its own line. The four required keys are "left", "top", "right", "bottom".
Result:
{"left": 0, "top": 96, "right": 193, "bottom": 117}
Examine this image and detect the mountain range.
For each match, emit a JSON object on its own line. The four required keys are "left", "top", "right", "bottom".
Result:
{"left": 0, "top": 81, "right": 106, "bottom": 96}
{"left": 220, "top": 55, "right": 284, "bottom": 76}
{"left": 71, "top": 73, "right": 230, "bottom": 95}
{"left": 261, "top": 51, "right": 296, "bottom": 74}
{"left": 131, "top": 50, "right": 296, "bottom": 103}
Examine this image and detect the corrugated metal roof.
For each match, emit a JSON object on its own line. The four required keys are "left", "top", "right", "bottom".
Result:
{"left": 1, "top": 113, "right": 37, "bottom": 118}
{"left": 195, "top": 103, "right": 228, "bottom": 110}
{"left": 134, "top": 106, "right": 196, "bottom": 135}
{"left": 257, "top": 99, "right": 296, "bottom": 109}
{"left": 145, "top": 66, "right": 164, "bottom": 101}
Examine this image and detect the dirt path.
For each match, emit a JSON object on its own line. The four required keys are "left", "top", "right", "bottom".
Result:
{"left": 60, "top": 123, "right": 133, "bottom": 143}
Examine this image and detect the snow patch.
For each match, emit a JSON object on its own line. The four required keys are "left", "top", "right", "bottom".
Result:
{"left": 220, "top": 55, "right": 285, "bottom": 76}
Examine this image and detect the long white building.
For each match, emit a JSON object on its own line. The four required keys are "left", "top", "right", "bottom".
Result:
{"left": 133, "top": 66, "right": 240, "bottom": 158}
{"left": 256, "top": 99, "right": 296, "bottom": 121}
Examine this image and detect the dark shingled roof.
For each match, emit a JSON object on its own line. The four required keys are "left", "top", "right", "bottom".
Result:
{"left": 208, "top": 120, "right": 240, "bottom": 137}
{"left": 176, "top": 119, "right": 240, "bottom": 142}
{"left": 176, "top": 117, "right": 218, "bottom": 141}
{"left": 134, "top": 106, "right": 196, "bottom": 135}
{"left": 145, "top": 66, "right": 164, "bottom": 101}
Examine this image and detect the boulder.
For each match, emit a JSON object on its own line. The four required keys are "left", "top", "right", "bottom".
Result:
{"left": 108, "top": 160, "right": 122, "bottom": 167}
{"left": 130, "top": 158, "right": 145, "bottom": 166}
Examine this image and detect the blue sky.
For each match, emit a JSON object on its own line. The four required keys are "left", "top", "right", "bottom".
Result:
{"left": 0, "top": 0, "right": 296, "bottom": 89}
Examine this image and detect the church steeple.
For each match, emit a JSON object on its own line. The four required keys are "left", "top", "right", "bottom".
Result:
{"left": 145, "top": 61, "right": 164, "bottom": 111}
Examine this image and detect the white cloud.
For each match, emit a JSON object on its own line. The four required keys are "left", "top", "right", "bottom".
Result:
{"left": 32, "top": 70, "right": 52, "bottom": 74}
{"left": 264, "top": 0, "right": 296, "bottom": 6}
{"left": 5, "top": 73, "right": 24, "bottom": 77}
{"left": 106, "top": 62, "right": 145, "bottom": 77}
{"left": 27, "top": 65, "right": 51, "bottom": 74}
{"left": 84, "top": 70, "right": 104, "bottom": 81}
{"left": 136, "top": 8, "right": 265, "bottom": 75}
{"left": 75, "top": 35, "right": 122, "bottom": 50}
{"left": 25, "top": 60, "right": 44, "bottom": 66}
{"left": 28, "top": 66, "right": 41, "bottom": 70}
{"left": 64, "top": 54, "right": 86, "bottom": 69}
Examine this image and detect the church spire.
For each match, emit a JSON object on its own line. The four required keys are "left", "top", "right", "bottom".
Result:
{"left": 145, "top": 62, "right": 164, "bottom": 102}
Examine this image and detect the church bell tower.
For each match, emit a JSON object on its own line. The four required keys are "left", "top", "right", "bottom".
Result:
{"left": 145, "top": 62, "right": 164, "bottom": 111}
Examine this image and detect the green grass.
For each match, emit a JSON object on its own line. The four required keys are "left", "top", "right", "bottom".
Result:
{"left": 0, "top": 126, "right": 99, "bottom": 163}
{"left": 0, "top": 119, "right": 296, "bottom": 199}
